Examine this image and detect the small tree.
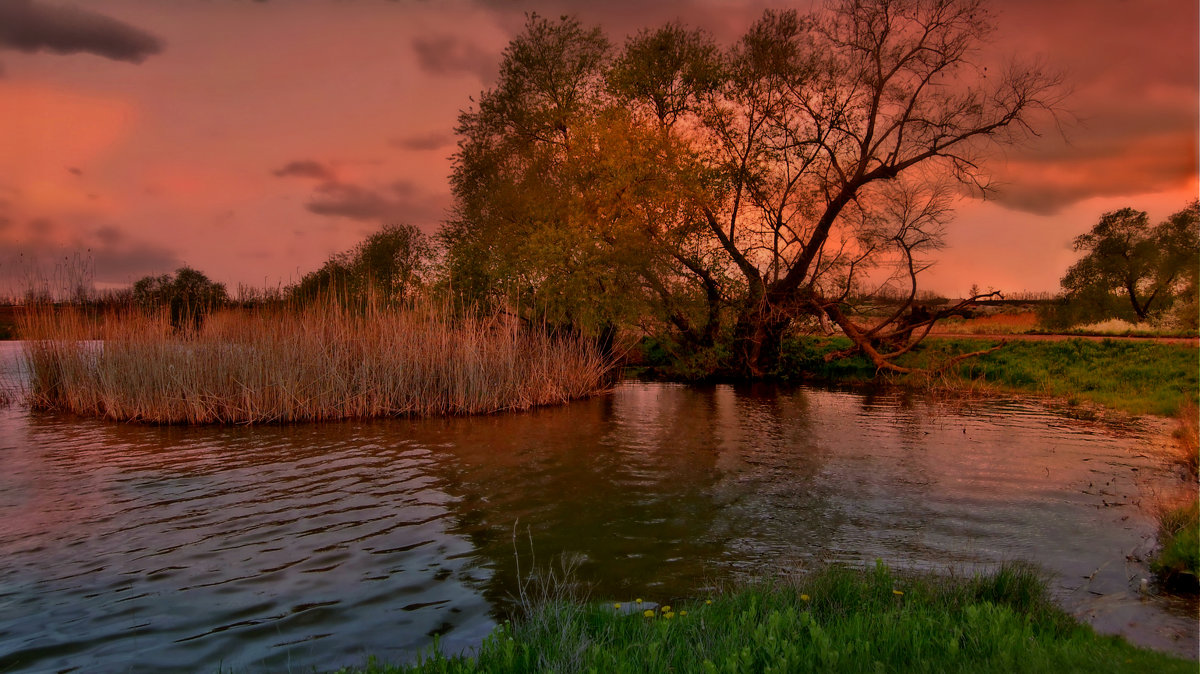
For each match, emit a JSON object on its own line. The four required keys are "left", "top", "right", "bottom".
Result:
{"left": 1061, "top": 202, "right": 1199, "bottom": 323}
{"left": 133, "top": 266, "right": 228, "bottom": 330}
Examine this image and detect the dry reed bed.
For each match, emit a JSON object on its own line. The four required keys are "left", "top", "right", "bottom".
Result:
{"left": 19, "top": 305, "right": 612, "bottom": 424}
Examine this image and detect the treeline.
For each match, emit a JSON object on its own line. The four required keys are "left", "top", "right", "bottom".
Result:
{"left": 9, "top": 2, "right": 1198, "bottom": 370}
{"left": 6, "top": 224, "right": 433, "bottom": 331}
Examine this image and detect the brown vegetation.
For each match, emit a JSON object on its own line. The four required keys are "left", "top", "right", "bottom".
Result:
{"left": 929, "top": 311, "right": 1039, "bottom": 335}
{"left": 1171, "top": 400, "right": 1198, "bottom": 478}
{"left": 19, "top": 302, "right": 613, "bottom": 424}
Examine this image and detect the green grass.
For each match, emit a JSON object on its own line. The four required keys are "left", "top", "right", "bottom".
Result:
{"left": 776, "top": 337, "right": 1198, "bottom": 417}
{"left": 916, "top": 339, "right": 1197, "bottom": 416}
{"left": 333, "top": 562, "right": 1192, "bottom": 673}
{"left": 1153, "top": 500, "right": 1200, "bottom": 592}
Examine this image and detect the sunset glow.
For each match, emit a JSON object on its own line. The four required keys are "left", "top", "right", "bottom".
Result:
{"left": 2, "top": 0, "right": 1196, "bottom": 296}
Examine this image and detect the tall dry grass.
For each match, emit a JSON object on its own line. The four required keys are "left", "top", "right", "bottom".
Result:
{"left": 928, "top": 311, "right": 1038, "bottom": 335}
{"left": 1171, "top": 399, "right": 1199, "bottom": 477}
{"left": 18, "top": 302, "right": 613, "bottom": 424}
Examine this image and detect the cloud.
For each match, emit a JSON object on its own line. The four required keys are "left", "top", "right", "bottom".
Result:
{"left": 469, "top": 0, "right": 774, "bottom": 44}
{"left": 412, "top": 35, "right": 497, "bottom": 83}
{"left": 272, "top": 159, "right": 336, "bottom": 181}
{"left": 274, "top": 157, "right": 450, "bottom": 226}
{"left": 983, "top": 138, "right": 1197, "bottom": 216}
{"left": 390, "top": 131, "right": 455, "bottom": 151}
{"left": 973, "top": 86, "right": 1198, "bottom": 214}
{"left": 958, "top": 0, "right": 1199, "bottom": 215}
{"left": 0, "top": 216, "right": 182, "bottom": 293}
{"left": 305, "top": 180, "right": 449, "bottom": 225}
{"left": 0, "top": 0, "right": 164, "bottom": 63}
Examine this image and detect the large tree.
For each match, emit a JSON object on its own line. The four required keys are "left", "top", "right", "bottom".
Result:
{"left": 684, "top": 1, "right": 1060, "bottom": 373}
{"left": 446, "top": 0, "right": 1062, "bottom": 375}
{"left": 1061, "top": 201, "right": 1199, "bottom": 323}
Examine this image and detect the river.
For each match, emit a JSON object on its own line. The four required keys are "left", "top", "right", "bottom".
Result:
{"left": 0, "top": 341, "right": 1194, "bottom": 671}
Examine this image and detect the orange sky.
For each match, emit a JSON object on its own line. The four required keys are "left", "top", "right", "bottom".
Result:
{"left": 1, "top": 0, "right": 1196, "bottom": 298}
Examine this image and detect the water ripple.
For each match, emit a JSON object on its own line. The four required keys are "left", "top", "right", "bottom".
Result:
{"left": 0, "top": 343, "right": 1194, "bottom": 670}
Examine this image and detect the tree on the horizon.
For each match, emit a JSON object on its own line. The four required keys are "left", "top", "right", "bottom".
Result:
{"left": 1061, "top": 201, "right": 1199, "bottom": 324}
{"left": 444, "top": 0, "right": 1064, "bottom": 375}
{"left": 133, "top": 266, "right": 228, "bottom": 330}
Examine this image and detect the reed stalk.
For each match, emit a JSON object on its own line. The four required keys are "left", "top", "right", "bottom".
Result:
{"left": 18, "top": 301, "right": 613, "bottom": 424}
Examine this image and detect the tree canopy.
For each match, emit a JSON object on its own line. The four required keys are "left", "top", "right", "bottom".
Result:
{"left": 133, "top": 266, "right": 228, "bottom": 329}
{"left": 1061, "top": 201, "right": 1199, "bottom": 324}
{"left": 444, "top": 0, "right": 1063, "bottom": 375}
{"left": 291, "top": 224, "right": 433, "bottom": 307}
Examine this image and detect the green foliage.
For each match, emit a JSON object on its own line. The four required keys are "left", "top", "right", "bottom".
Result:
{"left": 334, "top": 563, "right": 1192, "bottom": 673}
{"left": 131, "top": 266, "right": 227, "bottom": 330}
{"left": 292, "top": 224, "right": 432, "bottom": 307}
{"left": 607, "top": 22, "right": 721, "bottom": 125}
{"left": 444, "top": 2, "right": 1060, "bottom": 371}
{"left": 634, "top": 335, "right": 733, "bottom": 381}
{"left": 444, "top": 14, "right": 721, "bottom": 339}
{"left": 894, "top": 338, "right": 1198, "bottom": 417}
{"left": 1152, "top": 500, "right": 1199, "bottom": 592}
{"left": 1061, "top": 202, "right": 1199, "bottom": 324}
{"left": 774, "top": 337, "right": 877, "bottom": 382}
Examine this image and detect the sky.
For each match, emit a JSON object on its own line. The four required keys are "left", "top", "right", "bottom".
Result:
{"left": 0, "top": 0, "right": 1196, "bottom": 299}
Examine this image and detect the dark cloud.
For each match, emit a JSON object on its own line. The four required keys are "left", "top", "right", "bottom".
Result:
{"left": 984, "top": 138, "right": 1197, "bottom": 216}
{"left": 94, "top": 224, "right": 121, "bottom": 246}
{"left": 305, "top": 180, "right": 449, "bottom": 225}
{"left": 89, "top": 242, "right": 182, "bottom": 284}
{"left": 0, "top": 0, "right": 164, "bottom": 63}
{"left": 390, "top": 131, "right": 454, "bottom": 151}
{"left": 412, "top": 35, "right": 497, "bottom": 83}
{"left": 962, "top": 0, "right": 1199, "bottom": 214}
{"left": 0, "top": 217, "right": 182, "bottom": 293}
{"left": 470, "top": 0, "right": 773, "bottom": 44}
{"left": 272, "top": 159, "right": 336, "bottom": 181}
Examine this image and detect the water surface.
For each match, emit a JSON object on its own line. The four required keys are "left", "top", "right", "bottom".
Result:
{"left": 0, "top": 342, "right": 1195, "bottom": 671}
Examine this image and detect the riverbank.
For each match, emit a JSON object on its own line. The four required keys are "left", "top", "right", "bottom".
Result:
{"left": 335, "top": 563, "right": 1194, "bottom": 673}
{"left": 766, "top": 336, "right": 1199, "bottom": 417}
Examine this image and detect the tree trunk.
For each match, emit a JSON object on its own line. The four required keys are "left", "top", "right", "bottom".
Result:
{"left": 732, "top": 305, "right": 789, "bottom": 377}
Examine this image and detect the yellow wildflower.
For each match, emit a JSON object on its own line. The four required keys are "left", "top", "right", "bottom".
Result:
{"left": 705, "top": 600, "right": 712, "bottom": 605}
{"left": 614, "top": 603, "right": 621, "bottom": 609}
{"left": 680, "top": 610, "right": 688, "bottom": 616}
{"left": 643, "top": 609, "right": 655, "bottom": 618}
{"left": 662, "top": 605, "right": 671, "bottom": 612}
{"left": 636, "top": 598, "right": 643, "bottom": 603}
{"left": 665, "top": 612, "right": 675, "bottom": 619}
{"left": 892, "top": 590, "right": 904, "bottom": 596}
{"left": 800, "top": 594, "right": 811, "bottom": 602}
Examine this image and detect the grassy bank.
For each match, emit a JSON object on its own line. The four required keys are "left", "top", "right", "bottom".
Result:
{"left": 19, "top": 303, "right": 612, "bottom": 424}
{"left": 774, "top": 336, "right": 1198, "bottom": 417}
{"left": 1153, "top": 500, "right": 1199, "bottom": 592}
{"left": 336, "top": 563, "right": 1192, "bottom": 673}
{"left": 1152, "top": 400, "right": 1199, "bottom": 591}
